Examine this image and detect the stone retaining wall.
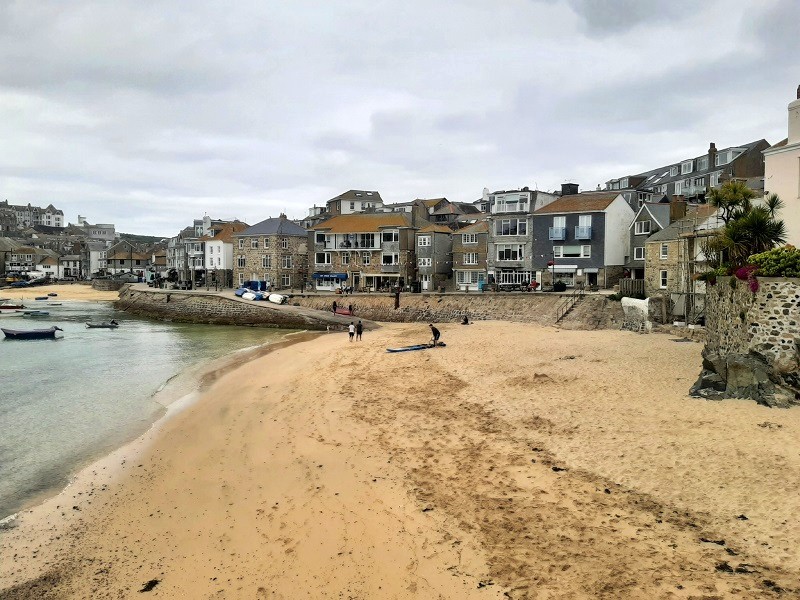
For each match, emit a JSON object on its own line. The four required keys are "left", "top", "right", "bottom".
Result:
{"left": 705, "top": 277, "right": 800, "bottom": 375}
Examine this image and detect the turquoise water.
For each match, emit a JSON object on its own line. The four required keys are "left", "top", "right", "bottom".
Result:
{"left": 0, "top": 301, "right": 295, "bottom": 518}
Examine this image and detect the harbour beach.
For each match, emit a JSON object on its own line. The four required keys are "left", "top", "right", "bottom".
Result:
{"left": 3, "top": 321, "right": 800, "bottom": 598}
{"left": 1, "top": 284, "right": 121, "bottom": 303}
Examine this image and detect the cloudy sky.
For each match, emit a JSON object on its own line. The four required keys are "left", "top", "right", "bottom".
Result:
{"left": 1, "top": 0, "right": 797, "bottom": 236}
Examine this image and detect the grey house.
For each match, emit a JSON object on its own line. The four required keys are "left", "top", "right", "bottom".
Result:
{"left": 452, "top": 220, "right": 489, "bottom": 291}
{"left": 532, "top": 191, "right": 634, "bottom": 288}
{"left": 626, "top": 201, "right": 674, "bottom": 279}
{"left": 605, "top": 139, "right": 770, "bottom": 202}
{"left": 486, "top": 187, "right": 558, "bottom": 287}
{"left": 414, "top": 225, "right": 453, "bottom": 291}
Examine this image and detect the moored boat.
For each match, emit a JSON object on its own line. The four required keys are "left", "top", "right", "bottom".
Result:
{"left": 268, "top": 293, "right": 287, "bottom": 305}
{"left": 2, "top": 326, "right": 63, "bottom": 340}
{"left": 22, "top": 310, "right": 50, "bottom": 317}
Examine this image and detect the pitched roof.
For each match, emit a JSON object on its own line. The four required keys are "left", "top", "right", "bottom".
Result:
{"left": 456, "top": 220, "right": 489, "bottom": 234}
{"left": 311, "top": 213, "right": 416, "bottom": 232}
{"left": 646, "top": 206, "right": 721, "bottom": 242}
{"left": 199, "top": 220, "right": 249, "bottom": 243}
{"left": 327, "top": 190, "right": 383, "bottom": 203}
{"left": 630, "top": 202, "right": 671, "bottom": 230}
{"left": 416, "top": 224, "right": 453, "bottom": 234}
{"left": 239, "top": 217, "right": 307, "bottom": 237}
{"left": 533, "top": 191, "right": 621, "bottom": 214}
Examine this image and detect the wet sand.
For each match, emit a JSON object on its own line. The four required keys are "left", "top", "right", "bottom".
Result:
{"left": 2, "top": 322, "right": 800, "bottom": 598}
{"left": 1, "top": 284, "right": 119, "bottom": 303}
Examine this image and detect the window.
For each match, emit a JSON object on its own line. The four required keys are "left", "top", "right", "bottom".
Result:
{"left": 382, "top": 253, "right": 399, "bottom": 265}
{"left": 315, "top": 252, "right": 331, "bottom": 265}
{"left": 418, "top": 236, "right": 431, "bottom": 247}
{"left": 660, "top": 270, "right": 668, "bottom": 289}
{"left": 282, "top": 256, "right": 293, "bottom": 269}
{"left": 634, "top": 246, "right": 645, "bottom": 260}
{"left": 238, "top": 273, "right": 244, "bottom": 285}
{"left": 238, "top": 239, "right": 244, "bottom": 249}
{"left": 315, "top": 232, "right": 325, "bottom": 244}
{"left": 496, "top": 219, "right": 527, "bottom": 236}
{"left": 660, "top": 244, "right": 668, "bottom": 259}
{"left": 361, "top": 252, "right": 370, "bottom": 266}
{"left": 208, "top": 246, "right": 213, "bottom": 254}
{"left": 349, "top": 201, "right": 355, "bottom": 210}
{"left": 697, "top": 156, "right": 709, "bottom": 171}
{"left": 462, "top": 233, "right": 477, "bottom": 244}
{"left": 681, "top": 160, "right": 693, "bottom": 174}
{"left": 634, "top": 220, "right": 651, "bottom": 235}
{"left": 674, "top": 180, "right": 683, "bottom": 195}
{"left": 715, "top": 151, "right": 731, "bottom": 166}
{"left": 382, "top": 230, "right": 399, "bottom": 243}
{"left": 496, "top": 244, "right": 523, "bottom": 261}
{"left": 359, "top": 233, "right": 376, "bottom": 248}
{"left": 709, "top": 171, "right": 722, "bottom": 187}
{"left": 262, "top": 255, "right": 272, "bottom": 269}
{"left": 341, "top": 252, "right": 350, "bottom": 265}
{"left": 237, "top": 255, "right": 246, "bottom": 268}
{"left": 281, "top": 238, "right": 289, "bottom": 250}
{"left": 693, "top": 177, "right": 704, "bottom": 187}
{"left": 251, "top": 239, "right": 258, "bottom": 249}
{"left": 670, "top": 166, "right": 679, "bottom": 177}
{"left": 556, "top": 245, "right": 591, "bottom": 258}
{"left": 264, "top": 238, "right": 270, "bottom": 249}
{"left": 464, "top": 252, "right": 478, "bottom": 265}
{"left": 282, "top": 274, "right": 291, "bottom": 287}
{"left": 418, "top": 257, "right": 432, "bottom": 267}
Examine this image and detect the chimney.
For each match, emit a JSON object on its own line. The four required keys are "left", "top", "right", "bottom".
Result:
{"left": 789, "top": 85, "right": 800, "bottom": 145}
{"left": 279, "top": 212, "right": 287, "bottom": 219}
{"left": 670, "top": 195, "right": 687, "bottom": 222}
{"left": 561, "top": 182, "right": 579, "bottom": 196}
{"left": 708, "top": 142, "right": 717, "bottom": 169}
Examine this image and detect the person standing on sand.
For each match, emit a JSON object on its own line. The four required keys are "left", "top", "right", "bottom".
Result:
{"left": 332, "top": 300, "right": 337, "bottom": 314}
{"left": 429, "top": 323, "right": 441, "bottom": 346}
{"left": 348, "top": 321, "right": 355, "bottom": 341}
{"left": 356, "top": 320, "right": 363, "bottom": 341}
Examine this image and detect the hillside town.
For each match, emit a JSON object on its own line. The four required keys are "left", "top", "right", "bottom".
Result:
{"left": 3, "top": 88, "right": 799, "bottom": 330}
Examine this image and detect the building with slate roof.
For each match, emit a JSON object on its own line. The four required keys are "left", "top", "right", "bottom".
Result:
{"left": 199, "top": 221, "right": 249, "bottom": 288}
{"left": 414, "top": 224, "right": 453, "bottom": 291}
{"left": 0, "top": 201, "right": 64, "bottom": 229}
{"left": 233, "top": 215, "right": 308, "bottom": 290}
{"left": 764, "top": 85, "right": 800, "bottom": 247}
{"left": 643, "top": 205, "right": 722, "bottom": 322}
{"left": 452, "top": 219, "right": 489, "bottom": 292}
{"left": 605, "top": 139, "right": 770, "bottom": 207}
{"left": 626, "top": 200, "right": 682, "bottom": 279}
{"left": 531, "top": 189, "right": 635, "bottom": 288}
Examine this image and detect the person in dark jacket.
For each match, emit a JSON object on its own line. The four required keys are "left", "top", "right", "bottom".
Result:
{"left": 356, "top": 320, "right": 363, "bottom": 341}
{"left": 332, "top": 300, "right": 337, "bottom": 314}
{"left": 429, "top": 323, "right": 441, "bottom": 346}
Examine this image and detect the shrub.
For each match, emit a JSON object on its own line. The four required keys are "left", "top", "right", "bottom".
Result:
{"left": 748, "top": 245, "right": 800, "bottom": 277}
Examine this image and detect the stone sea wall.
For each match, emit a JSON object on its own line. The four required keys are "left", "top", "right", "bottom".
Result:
{"left": 117, "top": 287, "right": 624, "bottom": 330}
{"left": 697, "top": 277, "right": 800, "bottom": 406}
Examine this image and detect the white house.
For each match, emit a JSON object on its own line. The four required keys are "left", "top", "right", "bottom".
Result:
{"left": 763, "top": 85, "right": 800, "bottom": 247}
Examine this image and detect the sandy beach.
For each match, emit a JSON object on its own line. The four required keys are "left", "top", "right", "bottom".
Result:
{"left": 2, "top": 321, "right": 800, "bottom": 598}
{"left": 1, "top": 283, "right": 120, "bottom": 303}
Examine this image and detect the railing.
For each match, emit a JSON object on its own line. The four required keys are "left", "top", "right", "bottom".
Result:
{"left": 574, "top": 226, "right": 592, "bottom": 240}
{"left": 555, "top": 286, "right": 585, "bottom": 323}
{"left": 549, "top": 227, "right": 566, "bottom": 241}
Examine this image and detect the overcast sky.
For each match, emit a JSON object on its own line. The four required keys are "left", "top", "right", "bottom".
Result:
{"left": 1, "top": 0, "right": 797, "bottom": 237}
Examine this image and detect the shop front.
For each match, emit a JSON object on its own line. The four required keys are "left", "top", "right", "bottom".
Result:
{"left": 312, "top": 272, "right": 347, "bottom": 291}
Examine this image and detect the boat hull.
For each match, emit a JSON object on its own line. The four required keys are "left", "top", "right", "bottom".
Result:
{"left": 2, "top": 326, "right": 62, "bottom": 340}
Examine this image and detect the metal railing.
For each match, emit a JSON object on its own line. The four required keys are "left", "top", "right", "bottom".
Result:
{"left": 555, "top": 286, "right": 585, "bottom": 323}
{"left": 549, "top": 227, "right": 566, "bottom": 240}
{"left": 574, "top": 226, "right": 592, "bottom": 240}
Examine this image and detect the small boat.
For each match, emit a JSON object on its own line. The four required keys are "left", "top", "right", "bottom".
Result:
{"left": 268, "top": 293, "right": 287, "bottom": 305}
{"left": 386, "top": 342, "right": 446, "bottom": 353}
{"left": 47, "top": 302, "right": 62, "bottom": 306}
{"left": 234, "top": 288, "right": 247, "bottom": 297}
{"left": 2, "top": 326, "right": 63, "bottom": 340}
{"left": 241, "top": 291, "right": 257, "bottom": 301}
{"left": 35, "top": 296, "right": 49, "bottom": 301}
{"left": 86, "top": 320, "right": 120, "bottom": 329}
{"left": 334, "top": 307, "right": 353, "bottom": 316}
{"left": 22, "top": 310, "right": 50, "bottom": 317}
{"left": 0, "top": 301, "right": 26, "bottom": 312}
{"left": 48, "top": 293, "right": 58, "bottom": 297}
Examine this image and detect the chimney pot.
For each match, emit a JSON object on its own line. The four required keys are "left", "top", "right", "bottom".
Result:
{"left": 796, "top": 84, "right": 800, "bottom": 100}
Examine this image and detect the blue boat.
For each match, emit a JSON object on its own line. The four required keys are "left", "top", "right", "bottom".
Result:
{"left": 22, "top": 310, "right": 50, "bottom": 317}
{"left": 2, "top": 326, "right": 62, "bottom": 340}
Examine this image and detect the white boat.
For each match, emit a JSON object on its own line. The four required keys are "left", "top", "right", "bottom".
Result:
{"left": 268, "top": 293, "right": 287, "bottom": 305}
{"left": 241, "top": 292, "right": 257, "bottom": 301}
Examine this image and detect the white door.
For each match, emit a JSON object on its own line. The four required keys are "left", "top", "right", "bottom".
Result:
{"left": 421, "top": 274, "right": 431, "bottom": 290}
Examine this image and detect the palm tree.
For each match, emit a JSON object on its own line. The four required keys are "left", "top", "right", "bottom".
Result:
{"left": 764, "top": 193, "right": 785, "bottom": 218}
{"left": 708, "top": 180, "right": 756, "bottom": 223}
{"left": 714, "top": 204, "right": 786, "bottom": 267}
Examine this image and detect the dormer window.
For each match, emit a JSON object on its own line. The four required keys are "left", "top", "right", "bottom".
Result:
{"left": 670, "top": 166, "right": 679, "bottom": 177}
{"left": 681, "top": 160, "right": 693, "bottom": 174}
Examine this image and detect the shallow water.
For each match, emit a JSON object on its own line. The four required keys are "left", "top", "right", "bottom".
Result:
{"left": 0, "top": 301, "right": 295, "bottom": 518}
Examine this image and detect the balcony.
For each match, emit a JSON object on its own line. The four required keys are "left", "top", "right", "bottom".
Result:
{"left": 549, "top": 227, "right": 566, "bottom": 241}
{"left": 380, "top": 264, "right": 400, "bottom": 273}
{"left": 574, "top": 226, "right": 592, "bottom": 240}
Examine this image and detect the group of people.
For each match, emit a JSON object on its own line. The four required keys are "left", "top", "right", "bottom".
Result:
{"left": 348, "top": 321, "right": 363, "bottom": 341}
{"left": 338, "top": 285, "right": 354, "bottom": 295}
{"left": 332, "top": 300, "right": 354, "bottom": 315}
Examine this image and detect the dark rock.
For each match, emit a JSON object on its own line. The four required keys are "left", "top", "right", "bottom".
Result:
{"left": 139, "top": 579, "right": 160, "bottom": 592}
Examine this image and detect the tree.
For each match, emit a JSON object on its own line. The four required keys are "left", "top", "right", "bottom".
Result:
{"left": 706, "top": 182, "right": 786, "bottom": 269}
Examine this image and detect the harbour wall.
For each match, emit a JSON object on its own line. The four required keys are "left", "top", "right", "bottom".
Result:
{"left": 117, "top": 287, "right": 624, "bottom": 330}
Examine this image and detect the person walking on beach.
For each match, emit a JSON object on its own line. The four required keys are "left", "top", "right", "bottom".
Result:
{"left": 348, "top": 321, "right": 355, "bottom": 341}
{"left": 332, "top": 300, "right": 337, "bottom": 314}
{"left": 356, "top": 320, "right": 363, "bottom": 341}
{"left": 348, "top": 304, "right": 353, "bottom": 315}
{"left": 429, "top": 323, "right": 441, "bottom": 347}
